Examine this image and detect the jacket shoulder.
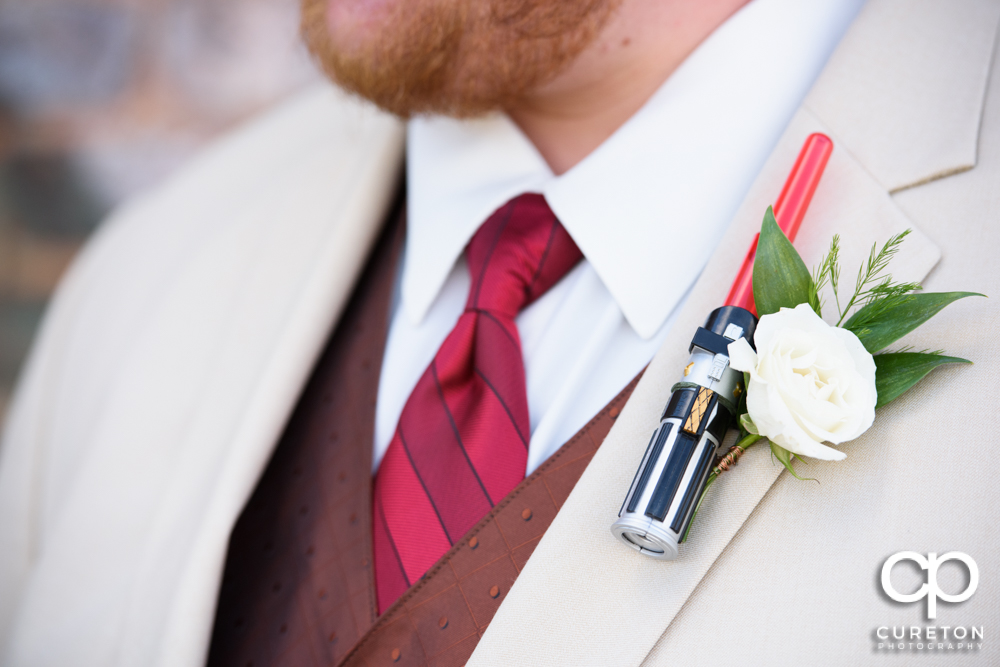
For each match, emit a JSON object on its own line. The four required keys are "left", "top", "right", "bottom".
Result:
{"left": 0, "top": 86, "right": 403, "bottom": 647}
{"left": 86, "top": 84, "right": 402, "bottom": 279}
{"left": 2, "top": 82, "right": 404, "bottom": 456}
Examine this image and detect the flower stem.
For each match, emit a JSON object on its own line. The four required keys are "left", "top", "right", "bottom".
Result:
{"left": 733, "top": 432, "right": 763, "bottom": 452}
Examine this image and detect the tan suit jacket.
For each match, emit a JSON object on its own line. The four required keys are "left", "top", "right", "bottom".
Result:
{"left": 1, "top": 0, "right": 998, "bottom": 665}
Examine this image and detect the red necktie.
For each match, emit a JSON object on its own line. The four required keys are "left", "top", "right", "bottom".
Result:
{"left": 372, "top": 193, "right": 582, "bottom": 612}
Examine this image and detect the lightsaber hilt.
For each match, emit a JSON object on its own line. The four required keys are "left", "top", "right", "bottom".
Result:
{"left": 611, "top": 306, "right": 756, "bottom": 559}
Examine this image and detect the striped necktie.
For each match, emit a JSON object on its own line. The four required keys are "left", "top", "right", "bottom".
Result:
{"left": 372, "top": 193, "right": 582, "bottom": 612}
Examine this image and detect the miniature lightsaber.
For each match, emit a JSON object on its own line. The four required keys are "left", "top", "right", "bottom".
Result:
{"left": 611, "top": 134, "right": 833, "bottom": 559}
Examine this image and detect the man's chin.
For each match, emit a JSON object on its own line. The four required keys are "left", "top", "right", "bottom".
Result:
{"left": 320, "top": 0, "right": 410, "bottom": 60}
{"left": 301, "top": 0, "right": 621, "bottom": 118}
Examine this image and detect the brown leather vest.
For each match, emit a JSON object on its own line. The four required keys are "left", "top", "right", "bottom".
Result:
{"left": 207, "top": 202, "right": 640, "bottom": 667}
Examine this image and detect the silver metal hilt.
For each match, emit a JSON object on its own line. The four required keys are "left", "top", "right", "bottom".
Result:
{"left": 612, "top": 306, "right": 757, "bottom": 559}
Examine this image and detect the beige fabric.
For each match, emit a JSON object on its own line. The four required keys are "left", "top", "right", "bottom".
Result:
{"left": 0, "top": 87, "right": 404, "bottom": 666}
{"left": 641, "top": 39, "right": 1000, "bottom": 664}
{"left": 806, "top": 0, "right": 1000, "bottom": 193}
{"left": 470, "top": 1, "right": 1000, "bottom": 665}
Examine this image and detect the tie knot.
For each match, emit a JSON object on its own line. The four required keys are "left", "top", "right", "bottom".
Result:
{"left": 465, "top": 194, "right": 582, "bottom": 318}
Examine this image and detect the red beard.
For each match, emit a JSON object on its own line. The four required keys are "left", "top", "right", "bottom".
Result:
{"left": 301, "top": 0, "right": 620, "bottom": 117}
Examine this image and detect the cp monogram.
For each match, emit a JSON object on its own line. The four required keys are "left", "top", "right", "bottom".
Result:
{"left": 881, "top": 551, "right": 979, "bottom": 619}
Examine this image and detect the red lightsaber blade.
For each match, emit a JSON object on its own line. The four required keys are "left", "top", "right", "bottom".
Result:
{"left": 724, "top": 133, "right": 833, "bottom": 314}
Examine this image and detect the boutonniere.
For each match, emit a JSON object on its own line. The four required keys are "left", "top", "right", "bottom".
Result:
{"left": 705, "top": 208, "right": 980, "bottom": 505}
{"left": 613, "top": 135, "right": 981, "bottom": 559}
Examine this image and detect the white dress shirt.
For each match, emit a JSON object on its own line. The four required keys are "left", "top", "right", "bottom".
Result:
{"left": 374, "top": 0, "right": 866, "bottom": 474}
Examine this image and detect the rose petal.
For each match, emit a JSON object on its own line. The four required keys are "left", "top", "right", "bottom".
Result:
{"left": 771, "top": 429, "right": 848, "bottom": 461}
{"left": 742, "top": 302, "right": 877, "bottom": 459}
{"left": 727, "top": 337, "right": 758, "bottom": 373}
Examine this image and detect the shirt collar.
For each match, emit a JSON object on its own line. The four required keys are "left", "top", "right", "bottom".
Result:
{"left": 403, "top": 0, "right": 864, "bottom": 339}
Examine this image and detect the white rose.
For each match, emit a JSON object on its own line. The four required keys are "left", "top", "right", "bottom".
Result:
{"left": 727, "top": 303, "right": 877, "bottom": 461}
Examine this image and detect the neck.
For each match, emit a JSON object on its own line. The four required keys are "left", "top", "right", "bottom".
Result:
{"left": 507, "top": 0, "right": 751, "bottom": 175}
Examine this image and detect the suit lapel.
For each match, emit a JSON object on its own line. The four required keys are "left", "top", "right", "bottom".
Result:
{"left": 31, "top": 87, "right": 403, "bottom": 665}
{"left": 143, "top": 97, "right": 404, "bottom": 666}
{"left": 803, "top": 0, "right": 1000, "bottom": 193}
{"left": 468, "top": 1, "right": 998, "bottom": 665}
{"left": 207, "top": 205, "right": 406, "bottom": 667}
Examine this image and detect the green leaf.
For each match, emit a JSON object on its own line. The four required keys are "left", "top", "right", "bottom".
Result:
{"left": 753, "top": 206, "right": 812, "bottom": 316}
{"left": 739, "top": 413, "right": 759, "bottom": 435}
{"left": 874, "top": 352, "right": 972, "bottom": 409}
{"left": 844, "top": 292, "right": 983, "bottom": 353}
{"left": 769, "top": 442, "right": 816, "bottom": 482}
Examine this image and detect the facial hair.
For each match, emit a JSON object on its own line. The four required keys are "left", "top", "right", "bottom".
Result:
{"left": 301, "top": 0, "right": 620, "bottom": 118}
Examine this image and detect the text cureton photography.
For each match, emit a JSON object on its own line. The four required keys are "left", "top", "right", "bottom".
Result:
{"left": 876, "top": 626, "right": 984, "bottom": 652}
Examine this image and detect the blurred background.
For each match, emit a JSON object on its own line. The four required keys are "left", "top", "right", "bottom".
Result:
{"left": 0, "top": 0, "right": 321, "bottom": 424}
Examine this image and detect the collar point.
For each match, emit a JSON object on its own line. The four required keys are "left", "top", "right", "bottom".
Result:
{"left": 621, "top": 308, "right": 670, "bottom": 342}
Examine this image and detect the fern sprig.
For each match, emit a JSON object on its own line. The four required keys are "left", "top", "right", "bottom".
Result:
{"left": 808, "top": 234, "right": 840, "bottom": 317}
{"left": 842, "top": 280, "right": 922, "bottom": 338}
{"left": 835, "top": 230, "right": 911, "bottom": 326}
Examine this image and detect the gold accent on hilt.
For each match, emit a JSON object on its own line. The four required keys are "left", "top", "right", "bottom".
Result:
{"left": 682, "top": 387, "right": 714, "bottom": 434}
{"left": 713, "top": 445, "right": 746, "bottom": 475}
{"left": 683, "top": 362, "right": 694, "bottom": 377}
